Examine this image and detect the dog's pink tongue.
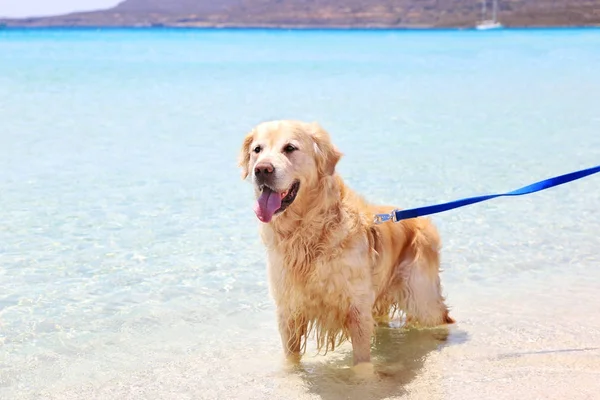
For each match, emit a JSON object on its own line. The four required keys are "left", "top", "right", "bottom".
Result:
{"left": 253, "top": 187, "right": 282, "bottom": 223}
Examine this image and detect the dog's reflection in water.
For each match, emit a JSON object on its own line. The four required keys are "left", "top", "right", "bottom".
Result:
{"left": 292, "top": 325, "right": 466, "bottom": 400}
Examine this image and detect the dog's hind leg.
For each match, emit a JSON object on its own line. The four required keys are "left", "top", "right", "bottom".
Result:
{"left": 403, "top": 262, "right": 454, "bottom": 327}
{"left": 402, "top": 223, "right": 454, "bottom": 327}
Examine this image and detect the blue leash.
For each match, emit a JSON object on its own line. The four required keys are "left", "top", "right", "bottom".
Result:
{"left": 373, "top": 164, "right": 600, "bottom": 224}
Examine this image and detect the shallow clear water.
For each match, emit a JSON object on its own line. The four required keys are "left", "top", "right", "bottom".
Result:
{"left": 1, "top": 28, "right": 599, "bottom": 399}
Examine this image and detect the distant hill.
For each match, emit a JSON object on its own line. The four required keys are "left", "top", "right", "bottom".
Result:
{"left": 2, "top": 0, "right": 600, "bottom": 28}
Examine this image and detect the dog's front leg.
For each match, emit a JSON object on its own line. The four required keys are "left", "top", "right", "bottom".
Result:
{"left": 346, "top": 304, "right": 373, "bottom": 366}
{"left": 277, "top": 309, "right": 306, "bottom": 363}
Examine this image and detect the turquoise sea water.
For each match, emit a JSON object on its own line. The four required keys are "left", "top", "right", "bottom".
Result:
{"left": 1, "top": 28, "right": 600, "bottom": 399}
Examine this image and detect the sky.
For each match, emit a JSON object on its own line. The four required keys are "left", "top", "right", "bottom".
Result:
{"left": 0, "top": 0, "right": 122, "bottom": 18}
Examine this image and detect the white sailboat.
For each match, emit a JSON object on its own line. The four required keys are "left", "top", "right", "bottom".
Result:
{"left": 476, "top": 0, "right": 502, "bottom": 30}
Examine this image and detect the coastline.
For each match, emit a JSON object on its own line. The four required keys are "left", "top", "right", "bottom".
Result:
{"left": 2, "top": 24, "right": 600, "bottom": 31}
{"left": 2, "top": 3, "right": 600, "bottom": 30}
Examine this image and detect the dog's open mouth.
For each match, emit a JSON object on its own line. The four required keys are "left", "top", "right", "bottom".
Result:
{"left": 253, "top": 181, "right": 300, "bottom": 223}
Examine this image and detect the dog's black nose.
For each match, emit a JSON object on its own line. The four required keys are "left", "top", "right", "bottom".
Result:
{"left": 254, "top": 162, "right": 274, "bottom": 177}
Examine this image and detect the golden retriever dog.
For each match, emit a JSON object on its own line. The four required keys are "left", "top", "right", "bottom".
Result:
{"left": 238, "top": 120, "right": 454, "bottom": 370}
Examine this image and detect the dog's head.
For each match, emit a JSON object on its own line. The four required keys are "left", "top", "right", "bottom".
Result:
{"left": 238, "top": 120, "right": 342, "bottom": 223}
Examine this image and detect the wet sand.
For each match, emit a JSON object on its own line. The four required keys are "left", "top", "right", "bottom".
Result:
{"left": 34, "top": 269, "right": 600, "bottom": 400}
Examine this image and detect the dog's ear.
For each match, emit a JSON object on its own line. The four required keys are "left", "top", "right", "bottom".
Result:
{"left": 238, "top": 130, "right": 254, "bottom": 180}
{"left": 309, "top": 122, "right": 342, "bottom": 176}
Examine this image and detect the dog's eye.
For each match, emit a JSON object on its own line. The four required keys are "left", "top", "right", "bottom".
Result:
{"left": 253, "top": 146, "right": 262, "bottom": 154}
{"left": 283, "top": 144, "right": 297, "bottom": 153}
